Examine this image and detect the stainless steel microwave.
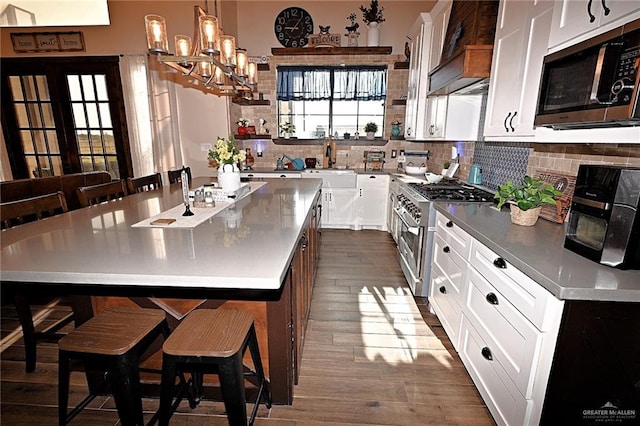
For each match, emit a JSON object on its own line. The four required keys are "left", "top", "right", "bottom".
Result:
{"left": 535, "top": 18, "right": 640, "bottom": 129}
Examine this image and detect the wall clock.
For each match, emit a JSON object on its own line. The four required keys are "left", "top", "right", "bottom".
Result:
{"left": 274, "top": 7, "right": 314, "bottom": 48}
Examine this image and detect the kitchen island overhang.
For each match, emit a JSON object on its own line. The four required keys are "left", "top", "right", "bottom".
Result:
{"left": 1, "top": 177, "right": 324, "bottom": 405}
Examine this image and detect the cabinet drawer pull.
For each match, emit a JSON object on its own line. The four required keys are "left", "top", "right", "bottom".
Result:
{"left": 439, "top": 286, "right": 447, "bottom": 294}
{"left": 504, "top": 112, "right": 512, "bottom": 132}
{"left": 493, "top": 257, "right": 507, "bottom": 269}
{"left": 446, "top": 221, "right": 453, "bottom": 228}
{"left": 486, "top": 292, "right": 499, "bottom": 305}
{"left": 601, "top": 0, "right": 610, "bottom": 16}
{"left": 443, "top": 246, "right": 450, "bottom": 253}
{"left": 587, "top": 0, "right": 596, "bottom": 22}
{"left": 481, "top": 347, "right": 493, "bottom": 361}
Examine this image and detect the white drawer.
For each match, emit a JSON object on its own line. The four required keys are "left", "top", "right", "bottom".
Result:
{"left": 435, "top": 213, "right": 472, "bottom": 260}
{"left": 465, "top": 267, "right": 542, "bottom": 399}
{"left": 459, "top": 316, "right": 531, "bottom": 426}
{"left": 469, "top": 239, "right": 562, "bottom": 331}
{"left": 430, "top": 263, "right": 464, "bottom": 349}
{"left": 433, "top": 233, "right": 467, "bottom": 295}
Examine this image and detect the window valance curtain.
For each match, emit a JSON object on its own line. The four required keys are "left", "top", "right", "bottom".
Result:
{"left": 277, "top": 66, "right": 386, "bottom": 101}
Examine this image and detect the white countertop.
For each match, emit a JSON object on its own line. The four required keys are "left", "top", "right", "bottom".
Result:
{"left": 435, "top": 203, "right": 640, "bottom": 303}
{"left": 1, "top": 178, "right": 322, "bottom": 291}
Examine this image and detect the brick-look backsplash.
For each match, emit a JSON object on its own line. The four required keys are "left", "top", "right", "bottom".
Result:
{"left": 527, "top": 144, "right": 640, "bottom": 177}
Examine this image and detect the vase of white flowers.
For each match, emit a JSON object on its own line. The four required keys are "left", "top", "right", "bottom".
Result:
{"left": 208, "top": 136, "right": 246, "bottom": 191}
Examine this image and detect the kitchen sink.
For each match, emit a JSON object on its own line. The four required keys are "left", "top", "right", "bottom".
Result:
{"left": 302, "top": 169, "right": 356, "bottom": 188}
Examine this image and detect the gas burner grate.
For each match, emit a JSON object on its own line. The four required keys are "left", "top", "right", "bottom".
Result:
{"left": 408, "top": 182, "right": 495, "bottom": 202}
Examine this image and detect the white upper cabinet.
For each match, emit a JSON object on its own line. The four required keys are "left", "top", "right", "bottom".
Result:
{"left": 484, "top": 0, "right": 554, "bottom": 140}
{"left": 547, "top": 0, "right": 640, "bottom": 52}
{"left": 404, "top": 0, "right": 451, "bottom": 140}
{"left": 425, "top": 94, "right": 482, "bottom": 140}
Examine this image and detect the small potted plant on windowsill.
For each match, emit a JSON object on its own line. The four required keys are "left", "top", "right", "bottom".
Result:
{"left": 442, "top": 161, "right": 451, "bottom": 176}
{"left": 495, "top": 176, "right": 562, "bottom": 226}
{"left": 364, "top": 122, "right": 378, "bottom": 140}
{"left": 278, "top": 122, "right": 296, "bottom": 139}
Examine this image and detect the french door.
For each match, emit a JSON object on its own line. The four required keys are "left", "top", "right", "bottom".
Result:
{"left": 0, "top": 56, "right": 132, "bottom": 180}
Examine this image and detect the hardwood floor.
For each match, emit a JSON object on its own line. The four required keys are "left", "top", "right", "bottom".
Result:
{"left": 1, "top": 229, "right": 495, "bottom": 425}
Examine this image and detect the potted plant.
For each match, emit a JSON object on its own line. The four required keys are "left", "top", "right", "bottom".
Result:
{"left": 495, "top": 176, "right": 562, "bottom": 226}
{"left": 208, "top": 135, "right": 246, "bottom": 191}
{"left": 442, "top": 161, "right": 451, "bottom": 175}
{"left": 278, "top": 121, "right": 296, "bottom": 139}
{"left": 364, "top": 122, "right": 378, "bottom": 139}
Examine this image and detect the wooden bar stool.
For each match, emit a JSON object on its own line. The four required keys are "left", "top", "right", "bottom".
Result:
{"left": 158, "top": 309, "right": 271, "bottom": 426}
{"left": 58, "top": 307, "right": 169, "bottom": 426}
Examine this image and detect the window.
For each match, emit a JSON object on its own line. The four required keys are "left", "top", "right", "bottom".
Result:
{"left": 1, "top": 57, "right": 132, "bottom": 179}
{"left": 276, "top": 66, "right": 387, "bottom": 139}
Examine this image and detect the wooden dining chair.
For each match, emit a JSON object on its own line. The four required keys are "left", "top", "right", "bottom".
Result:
{"left": 0, "top": 191, "right": 75, "bottom": 372}
{"left": 0, "top": 191, "right": 68, "bottom": 229}
{"left": 126, "top": 172, "right": 163, "bottom": 194}
{"left": 77, "top": 180, "right": 127, "bottom": 207}
{"left": 167, "top": 167, "right": 192, "bottom": 184}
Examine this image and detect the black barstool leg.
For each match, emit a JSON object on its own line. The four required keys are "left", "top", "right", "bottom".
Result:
{"left": 248, "top": 325, "right": 271, "bottom": 408}
{"left": 218, "top": 353, "right": 248, "bottom": 426}
{"left": 159, "top": 354, "right": 177, "bottom": 426}
{"left": 58, "top": 350, "right": 70, "bottom": 425}
{"left": 108, "top": 354, "right": 144, "bottom": 426}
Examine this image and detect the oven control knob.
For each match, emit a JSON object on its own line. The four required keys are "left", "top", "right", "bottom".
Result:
{"left": 611, "top": 78, "right": 633, "bottom": 96}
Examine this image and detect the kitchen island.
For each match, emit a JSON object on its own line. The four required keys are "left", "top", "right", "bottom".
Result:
{"left": 433, "top": 202, "right": 639, "bottom": 425}
{"left": 1, "top": 177, "right": 323, "bottom": 404}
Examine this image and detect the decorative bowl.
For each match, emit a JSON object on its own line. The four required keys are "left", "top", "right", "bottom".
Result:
{"left": 424, "top": 172, "right": 443, "bottom": 184}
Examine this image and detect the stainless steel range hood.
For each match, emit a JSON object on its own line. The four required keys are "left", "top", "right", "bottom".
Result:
{"left": 428, "top": 0, "right": 498, "bottom": 95}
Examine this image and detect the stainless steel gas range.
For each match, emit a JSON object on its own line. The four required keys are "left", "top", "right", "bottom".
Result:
{"left": 393, "top": 179, "right": 494, "bottom": 297}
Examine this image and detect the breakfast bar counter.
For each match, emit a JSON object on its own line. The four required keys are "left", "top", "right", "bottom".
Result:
{"left": 1, "top": 177, "right": 323, "bottom": 404}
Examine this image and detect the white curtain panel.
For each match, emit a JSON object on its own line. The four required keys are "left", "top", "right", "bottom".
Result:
{"left": 119, "top": 54, "right": 183, "bottom": 180}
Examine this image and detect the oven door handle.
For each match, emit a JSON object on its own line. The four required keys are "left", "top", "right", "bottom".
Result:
{"left": 394, "top": 208, "right": 420, "bottom": 231}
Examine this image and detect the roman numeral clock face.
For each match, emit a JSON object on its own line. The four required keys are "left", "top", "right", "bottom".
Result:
{"left": 274, "top": 7, "right": 314, "bottom": 48}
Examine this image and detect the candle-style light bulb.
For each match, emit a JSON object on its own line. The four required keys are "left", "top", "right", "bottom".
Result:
{"left": 220, "top": 35, "right": 236, "bottom": 67}
{"left": 145, "top": 15, "right": 168, "bottom": 53}
{"left": 199, "top": 15, "right": 219, "bottom": 55}
{"left": 174, "top": 35, "right": 192, "bottom": 64}
{"left": 236, "top": 48, "right": 248, "bottom": 76}
{"left": 247, "top": 62, "right": 258, "bottom": 85}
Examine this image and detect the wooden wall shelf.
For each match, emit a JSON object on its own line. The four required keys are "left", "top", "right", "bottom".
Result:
{"left": 234, "top": 134, "right": 272, "bottom": 140}
{"left": 273, "top": 138, "right": 388, "bottom": 146}
{"left": 232, "top": 98, "right": 270, "bottom": 106}
{"left": 271, "top": 46, "right": 392, "bottom": 56}
{"left": 391, "top": 99, "right": 406, "bottom": 106}
{"left": 257, "top": 63, "right": 270, "bottom": 71}
{"left": 394, "top": 61, "right": 409, "bottom": 69}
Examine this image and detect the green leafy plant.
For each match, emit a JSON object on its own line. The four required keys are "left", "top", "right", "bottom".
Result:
{"left": 495, "top": 176, "right": 562, "bottom": 211}
{"left": 364, "top": 122, "right": 378, "bottom": 133}
{"left": 444, "top": 161, "right": 451, "bottom": 169}
{"left": 360, "top": 0, "right": 385, "bottom": 24}
{"left": 278, "top": 121, "right": 295, "bottom": 134}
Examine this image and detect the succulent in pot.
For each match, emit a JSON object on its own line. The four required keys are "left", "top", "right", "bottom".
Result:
{"left": 364, "top": 121, "right": 378, "bottom": 139}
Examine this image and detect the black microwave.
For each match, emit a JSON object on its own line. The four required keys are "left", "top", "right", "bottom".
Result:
{"left": 535, "top": 18, "right": 640, "bottom": 129}
{"left": 565, "top": 165, "right": 640, "bottom": 269}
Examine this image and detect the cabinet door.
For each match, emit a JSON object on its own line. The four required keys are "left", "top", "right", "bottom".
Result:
{"left": 484, "top": 0, "right": 553, "bottom": 139}
{"left": 356, "top": 175, "right": 388, "bottom": 229}
{"left": 322, "top": 188, "right": 356, "bottom": 228}
{"left": 548, "top": 0, "right": 640, "bottom": 52}
{"left": 428, "top": 0, "right": 452, "bottom": 72}
{"left": 424, "top": 95, "right": 448, "bottom": 139}
{"left": 405, "top": 14, "right": 431, "bottom": 140}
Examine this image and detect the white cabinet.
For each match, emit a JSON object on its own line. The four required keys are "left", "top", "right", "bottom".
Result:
{"left": 387, "top": 176, "right": 400, "bottom": 243}
{"left": 429, "top": 214, "right": 472, "bottom": 349}
{"left": 321, "top": 188, "right": 356, "bottom": 229}
{"left": 404, "top": 1, "right": 451, "bottom": 140}
{"left": 547, "top": 0, "right": 640, "bottom": 52}
{"left": 430, "top": 211, "right": 565, "bottom": 426}
{"left": 483, "top": 0, "right": 554, "bottom": 140}
{"left": 424, "top": 94, "right": 482, "bottom": 140}
{"left": 355, "top": 174, "right": 389, "bottom": 230}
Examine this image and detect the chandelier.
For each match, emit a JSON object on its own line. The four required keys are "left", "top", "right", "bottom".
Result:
{"left": 144, "top": 5, "right": 257, "bottom": 97}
